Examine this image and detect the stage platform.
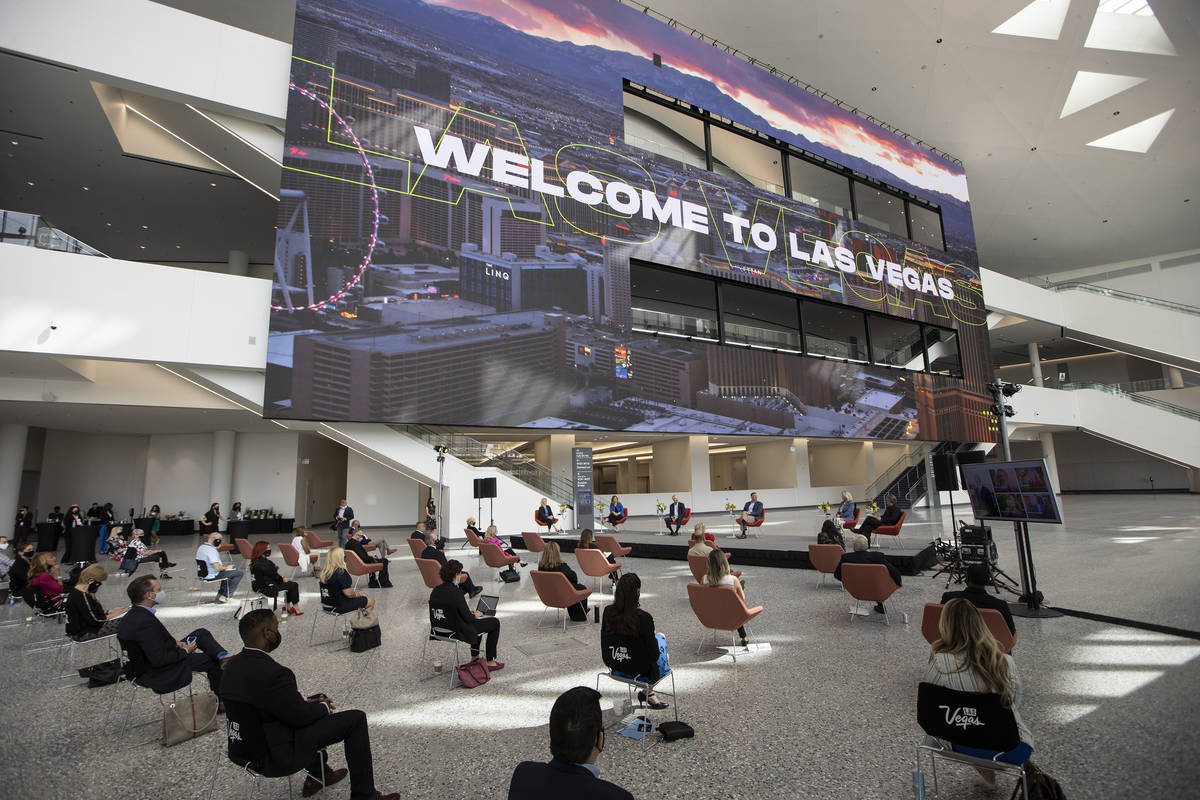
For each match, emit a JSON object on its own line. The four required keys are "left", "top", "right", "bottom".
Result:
{"left": 517, "top": 526, "right": 937, "bottom": 576}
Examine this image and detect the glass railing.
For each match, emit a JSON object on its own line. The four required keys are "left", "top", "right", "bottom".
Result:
{"left": 1059, "top": 382, "right": 1200, "bottom": 422}
{"left": 0, "top": 209, "right": 107, "bottom": 257}
{"left": 391, "top": 424, "right": 576, "bottom": 505}
{"left": 1023, "top": 277, "right": 1200, "bottom": 316}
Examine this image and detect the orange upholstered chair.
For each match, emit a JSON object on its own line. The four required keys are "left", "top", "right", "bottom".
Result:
{"left": 841, "top": 508, "right": 861, "bottom": 530}
{"left": 305, "top": 530, "right": 334, "bottom": 550}
{"left": 464, "top": 528, "right": 484, "bottom": 550}
{"left": 279, "top": 542, "right": 318, "bottom": 581}
{"left": 234, "top": 538, "right": 253, "bottom": 564}
{"left": 344, "top": 549, "right": 382, "bottom": 590}
{"left": 808, "top": 543, "right": 845, "bottom": 588}
{"left": 840, "top": 563, "right": 900, "bottom": 624}
{"left": 534, "top": 509, "right": 557, "bottom": 532}
{"left": 921, "top": 602, "right": 1017, "bottom": 653}
{"left": 872, "top": 511, "right": 907, "bottom": 547}
{"left": 480, "top": 542, "right": 520, "bottom": 580}
{"left": 687, "top": 552, "right": 740, "bottom": 584}
{"left": 407, "top": 538, "right": 426, "bottom": 559}
{"left": 530, "top": 570, "right": 592, "bottom": 631}
{"left": 596, "top": 534, "right": 631, "bottom": 558}
{"left": 576, "top": 547, "right": 621, "bottom": 591}
{"left": 415, "top": 557, "right": 442, "bottom": 590}
{"left": 686, "top": 583, "right": 763, "bottom": 660}
{"left": 522, "top": 532, "right": 547, "bottom": 553}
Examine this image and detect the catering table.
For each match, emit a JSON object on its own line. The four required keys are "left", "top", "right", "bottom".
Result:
{"left": 226, "top": 517, "right": 296, "bottom": 541}
{"left": 135, "top": 518, "right": 196, "bottom": 537}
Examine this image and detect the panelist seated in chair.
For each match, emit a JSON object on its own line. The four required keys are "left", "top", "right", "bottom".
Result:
{"left": 507, "top": 686, "right": 634, "bottom": 800}
{"left": 941, "top": 563, "right": 1016, "bottom": 635}
{"left": 221, "top": 610, "right": 400, "bottom": 800}
{"left": 604, "top": 496, "right": 625, "bottom": 528}
{"left": 421, "top": 531, "right": 481, "bottom": 598}
{"left": 429, "top": 559, "right": 503, "bottom": 671}
{"left": 117, "top": 574, "right": 232, "bottom": 694}
{"left": 601, "top": 574, "right": 670, "bottom": 709}
{"left": 65, "top": 563, "right": 128, "bottom": 640}
{"left": 577, "top": 529, "right": 619, "bottom": 581}
{"left": 836, "top": 490, "right": 856, "bottom": 524}
{"left": 249, "top": 541, "right": 303, "bottom": 616}
{"left": 924, "top": 599, "right": 1034, "bottom": 787}
{"left": 834, "top": 534, "right": 902, "bottom": 614}
{"left": 346, "top": 525, "right": 393, "bottom": 589}
{"left": 536, "top": 498, "right": 562, "bottom": 533}
{"left": 664, "top": 495, "right": 687, "bottom": 535}
{"left": 537, "top": 542, "right": 588, "bottom": 622}
{"left": 318, "top": 549, "right": 375, "bottom": 613}
{"left": 736, "top": 492, "right": 763, "bottom": 538}
{"left": 853, "top": 494, "right": 903, "bottom": 545}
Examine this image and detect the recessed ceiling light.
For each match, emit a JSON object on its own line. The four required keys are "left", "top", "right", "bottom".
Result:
{"left": 209, "top": 182, "right": 217, "bottom": 187}
{"left": 26, "top": 181, "right": 34, "bottom": 186}
{"left": 141, "top": 225, "right": 149, "bottom": 229}
{"left": 10, "top": 140, "right": 17, "bottom": 146}
{"left": 139, "top": 245, "right": 146, "bottom": 249}
{"left": 82, "top": 186, "right": 89, "bottom": 191}
{"left": 1101, "top": 219, "right": 1108, "bottom": 223}
{"left": 175, "top": 244, "right": 181, "bottom": 249}
{"left": 1113, "top": 110, "right": 1120, "bottom": 115}
{"left": 105, "top": 222, "right": 112, "bottom": 227}
{"left": 1030, "top": 146, "right": 1037, "bottom": 151}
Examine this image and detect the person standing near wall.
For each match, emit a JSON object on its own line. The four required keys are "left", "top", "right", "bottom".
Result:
{"left": 333, "top": 499, "right": 354, "bottom": 548}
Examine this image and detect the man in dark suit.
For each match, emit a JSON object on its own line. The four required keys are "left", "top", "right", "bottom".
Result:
{"left": 736, "top": 492, "right": 763, "bottom": 538}
{"left": 664, "top": 495, "right": 687, "bottom": 536}
{"left": 508, "top": 686, "right": 633, "bottom": 800}
{"left": 854, "top": 494, "right": 903, "bottom": 546}
{"left": 410, "top": 521, "right": 444, "bottom": 551}
{"left": 421, "top": 532, "right": 481, "bottom": 597}
{"left": 346, "top": 526, "right": 392, "bottom": 588}
{"left": 334, "top": 500, "right": 354, "bottom": 548}
{"left": 221, "top": 610, "right": 399, "bottom": 800}
{"left": 941, "top": 563, "right": 1016, "bottom": 635}
{"left": 116, "top": 574, "right": 232, "bottom": 694}
{"left": 834, "top": 534, "right": 902, "bottom": 614}
{"left": 430, "top": 559, "right": 501, "bottom": 668}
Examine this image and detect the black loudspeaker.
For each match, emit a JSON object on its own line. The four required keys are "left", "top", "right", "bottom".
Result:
{"left": 473, "top": 477, "right": 497, "bottom": 499}
{"left": 932, "top": 453, "right": 959, "bottom": 492}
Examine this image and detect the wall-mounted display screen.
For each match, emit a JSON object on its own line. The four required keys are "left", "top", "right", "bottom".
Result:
{"left": 265, "top": 0, "right": 992, "bottom": 441}
{"left": 960, "top": 459, "right": 1063, "bottom": 524}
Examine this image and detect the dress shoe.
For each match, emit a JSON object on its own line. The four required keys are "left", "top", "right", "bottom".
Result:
{"left": 386, "top": 548, "right": 397, "bottom": 555}
{"left": 379, "top": 581, "right": 393, "bottom": 588}
{"left": 469, "top": 586, "right": 483, "bottom": 598}
{"left": 166, "top": 561, "right": 177, "bottom": 567}
{"left": 368, "top": 793, "right": 402, "bottom": 800}
{"left": 487, "top": 662, "right": 505, "bottom": 671}
{"left": 873, "top": 602, "right": 886, "bottom": 614}
{"left": 159, "top": 572, "right": 173, "bottom": 579}
{"left": 288, "top": 605, "right": 304, "bottom": 616}
{"left": 302, "top": 767, "right": 348, "bottom": 797}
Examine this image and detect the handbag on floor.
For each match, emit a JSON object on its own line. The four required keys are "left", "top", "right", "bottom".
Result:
{"left": 162, "top": 690, "right": 219, "bottom": 747}
{"left": 499, "top": 567, "right": 520, "bottom": 583}
{"left": 349, "top": 607, "right": 381, "bottom": 651}
{"left": 657, "top": 720, "right": 694, "bottom": 741}
{"left": 350, "top": 607, "right": 379, "bottom": 629}
{"left": 1011, "top": 762, "right": 1066, "bottom": 800}
{"left": 456, "top": 656, "right": 491, "bottom": 688}
{"left": 79, "top": 658, "right": 123, "bottom": 688}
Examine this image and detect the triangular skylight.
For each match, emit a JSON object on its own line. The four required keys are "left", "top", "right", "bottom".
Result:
{"left": 1085, "top": 0, "right": 1177, "bottom": 55}
{"left": 992, "top": 0, "right": 1071, "bottom": 41}
{"left": 1060, "top": 71, "right": 1146, "bottom": 118}
{"left": 1086, "top": 109, "right": 1174, "bottom": 152}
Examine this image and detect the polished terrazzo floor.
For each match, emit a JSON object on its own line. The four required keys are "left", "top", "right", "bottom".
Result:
{"left": 2, "top": 493, "right": 1197, "bottom": 799}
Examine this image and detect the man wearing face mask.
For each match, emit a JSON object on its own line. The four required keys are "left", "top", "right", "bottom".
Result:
{"left": 507, "top": 686, "right": 633, "bottom": 799}
{"left": 65, "top": 563, "right": 127, "bottom": 639}
{"left": 117, "top": 574, "right": 232, "bottom": 695}
{"left": 221, "top": 610, "right": 401, "bottom": 800}
{"left": 196, "top": 531, "right": 243, "bottom": 603}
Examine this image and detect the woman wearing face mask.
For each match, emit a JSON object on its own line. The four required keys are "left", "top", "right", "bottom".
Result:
{"left": 249, "top": 541, "right": 303, "bottom": 616}
{"left": 65, "top": 564, "right": 127, "bottom": 639}
{"left": 8, "top": 544, "right": 35, "bottom": 597}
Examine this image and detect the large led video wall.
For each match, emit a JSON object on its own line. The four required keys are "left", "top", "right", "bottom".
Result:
{"left": 266, "top": 0, "right": 994, "bottom": 441}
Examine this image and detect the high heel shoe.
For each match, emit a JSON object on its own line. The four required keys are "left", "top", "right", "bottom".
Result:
{"left": 288, "top": 605, "right": 304, "bottom": 616}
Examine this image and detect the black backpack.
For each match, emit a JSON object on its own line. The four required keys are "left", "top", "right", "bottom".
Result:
{"left": 499, "top": 567, "right": 520, "bottom": 583}
{"left": 1011, "top": 762, "right": 1066, "bottom": 800}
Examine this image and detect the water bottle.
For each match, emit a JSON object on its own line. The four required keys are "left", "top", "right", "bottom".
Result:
{"left": 912, "top": 768, "right": 926, "bottom": 798}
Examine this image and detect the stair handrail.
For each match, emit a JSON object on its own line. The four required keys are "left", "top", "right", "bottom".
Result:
{"left": 1058, "top": 382, "right": 1200, "bottom": 422}
{"left": 1047, "top": 281, "right": 1199, "bottom": 316}
{"left": 862, "top": 440, "right": 937, "bottom": 502}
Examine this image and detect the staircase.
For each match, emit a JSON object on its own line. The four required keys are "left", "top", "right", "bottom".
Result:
{"left": 864, "top": 441, "right": 975, "bottom": 509}
{"left": 392, "top": 424, "right": 575, "bottom": 506}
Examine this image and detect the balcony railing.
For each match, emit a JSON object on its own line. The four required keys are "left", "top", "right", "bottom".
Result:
{"left": 391, "top": 424, "right": 575, "bottom": 505}
{"left": 0, "top": 210, "right": 107, "bottom": 257}
{"left": 1059, "top": 382, "right": 1200, "bottom": 422}
{"left": 1021, "top": 276, "right": 1200, "bottom": 316}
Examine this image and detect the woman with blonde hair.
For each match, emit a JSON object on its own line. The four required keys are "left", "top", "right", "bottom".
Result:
{"left": 536, "top": 542, "right": 588, "bottom": 621}
{"left": 483, "top": 524, "right": 526, "bottom": 566}
{"left": 705, "top": 550, "right": 750, "bottom": 646}
{"left": 924, "top": 598, "right": 1034, "bottom": 784}
{"left": 29, "top": 552, "right": 66, "bottom": 609}
{"left": 836, "top": 490, "right": 856, "bottom": 524}
{"left": 318, "top": 547, "right": 374, "bottom": 613}
{"left": 65, "top": 563, "right": 127, "bottom": 639}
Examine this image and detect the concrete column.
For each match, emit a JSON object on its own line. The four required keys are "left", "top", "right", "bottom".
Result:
{"left": 1188, "top": 468, "right": 1199, "bottom": 494}
{"left": 1040, "top": 432, "right": 1061, "bottom": 495}
{"left": 746, "top": 439, "right": 798, "bottom": 490}
{"left": 1164, "top": 365, "right": 1185, "bottom": 389}
{"left": 1028, "top": 343, "right": 1044, "bottom": 388}
{"left": 689, "top": 435, "right": 712, "bottom": 499}
{"left": 228, "top": 250, "right": 249, "bottom": 277}
{"left": 209, "top": 430, "right": 236, "bottom": 527}
{"left": 793, "top": 438, "right": 812, "bottom": 494}
{"left": 650, "top": 437, "right": 691, "bottom": 493}
{"left": 862, "top": 441, "right": 877, "bottom": 485}
{"left": 0, "top": 424, "right": 28, "bottom": 540}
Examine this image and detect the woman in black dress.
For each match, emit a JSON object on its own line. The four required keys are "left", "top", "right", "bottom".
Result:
{"left": 249, "top": 541, "right": 302, "bottom": 615}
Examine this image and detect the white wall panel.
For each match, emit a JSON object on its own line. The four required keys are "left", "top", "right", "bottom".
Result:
{"left": 36, "top": 430, "right": 149, "bottom": 518}
{"left": 144, "top": 433, "right": 213, "bottom": 518}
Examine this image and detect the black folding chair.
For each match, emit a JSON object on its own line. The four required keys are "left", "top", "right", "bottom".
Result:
{"left": 914, "top": 682, "right": 1028, "bottom": 798}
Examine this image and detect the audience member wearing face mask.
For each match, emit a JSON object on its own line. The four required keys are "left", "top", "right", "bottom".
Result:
{"left": 65, "top": 564, "right": 128, "bottom": 639}
{"left": 220, "top": 609, "right": 401, "bottom": 800}
{"left": 116, "top": 574, "right": 232, "bottom": 696}
{"left": 196, "top": 531, "right": 243, "bottom": 603}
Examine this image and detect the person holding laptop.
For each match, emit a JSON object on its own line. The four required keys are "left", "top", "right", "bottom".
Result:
{"left": 429, "top": 559, "right": 502, "bottom": 671}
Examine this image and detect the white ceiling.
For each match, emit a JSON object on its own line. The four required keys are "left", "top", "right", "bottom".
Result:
{"left": 3, "top": 0, "right": 1195, "bottom": 276}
